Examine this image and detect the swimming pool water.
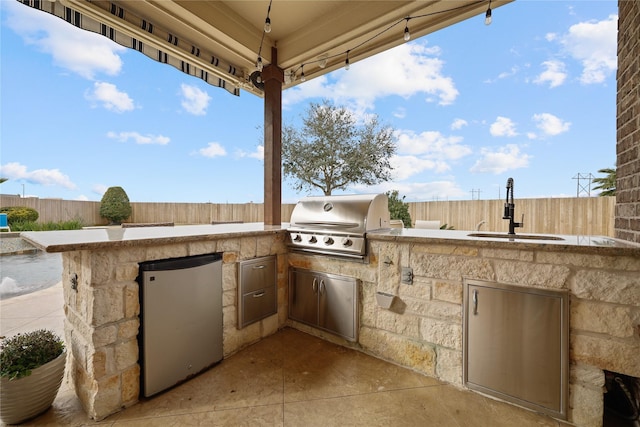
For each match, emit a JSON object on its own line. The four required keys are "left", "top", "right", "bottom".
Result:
{"left": 0, "top": 252, "right": 62, "bottom": 299}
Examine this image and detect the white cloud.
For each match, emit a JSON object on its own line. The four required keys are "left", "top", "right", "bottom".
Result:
{"left": 532, "top": 113, "right": 571, "bottom": 136}
{"left": 92, "top": 184, "right": 109, "bottom": 196}
{"left": 6, "top": 1, "right": 124, "bottom": 79}
{"left": 107, "top": 131, "right": 170, "bottom": 145}
{"left": 393, "top": 107, "right": 407, "bottom": 119}
{"left": 86, "top": 82, "right": 135, "bottom": 113}
{"left": 489, "top": 117, "right": 518, "bottom": 137}
{"left": 236, "top": 145, "right": 264, "bottom": 160}
{"left": 283, "top": 41, "right": 458, "bottom": 114}
{"left": 396, "top": 130, "right": 471, "bottom": 159}
{"left": 389, "top": 130, "right": 472, "bottom": 181}
{"left": 470, "top": 144, "right": 531, "bottom": 174}
{"left": 75, "top": 195, "right": 89, "bottom": 201}
{"left": 560, "top": 14, "right": 618, "bottom": 84}
{"left": 485, "top": 66, "right": 520, "bottom": 83}
{"left": 198, "top": 142, "right": 227, "bottom": 158}
{"left": 534, "top": 60, "right": 567, "bottom": 88}
{"left": 0, "top": 162, "right": 77, "bottom": 189}
{"left": 180, "top": 84, "right": 211, "bottom": 115}
{"left": 451, "top": 118, "right": 468, "bottom": 130}
{"left": 390, "top": 155, "right": 445, "bottom": 180}
{"left": 354, "top": 180, "right": 467, "bottom": 201}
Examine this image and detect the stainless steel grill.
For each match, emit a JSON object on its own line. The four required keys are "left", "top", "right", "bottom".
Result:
{"left": 288, "top": 194, "right": 390, "bottom": 259}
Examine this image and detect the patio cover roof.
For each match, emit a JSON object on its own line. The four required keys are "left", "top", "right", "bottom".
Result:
{"left": 35, "top": 0, "right": 512, "bottom": 97}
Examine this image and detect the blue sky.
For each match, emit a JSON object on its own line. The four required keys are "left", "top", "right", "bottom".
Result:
{"left": 1, "top": 1, "right": 618, "bottom": 204}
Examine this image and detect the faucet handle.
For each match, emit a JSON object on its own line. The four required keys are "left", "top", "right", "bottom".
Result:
{"left": 518, "top": 213, "right": 525, "bottom": 228}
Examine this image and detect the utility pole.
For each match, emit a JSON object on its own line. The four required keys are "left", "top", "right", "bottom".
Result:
{"left": 470, "top": 189, "right": 482, "bottom": 200}
{"left": 572, "top": 173, "right": 594, "bottom": 197}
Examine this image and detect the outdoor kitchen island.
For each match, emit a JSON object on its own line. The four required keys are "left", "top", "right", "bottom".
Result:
{"left": 21, "top": 224, "right": 640, "bottom": 427}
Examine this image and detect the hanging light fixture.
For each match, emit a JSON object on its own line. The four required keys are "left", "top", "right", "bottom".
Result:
{"left": 403, "top": 18, "right": 411, "bottom": 41}
{"left": 485, "top": 0, "right": 492, "bottom": 25}
{"left": 318, "top": 54, "right": 328, "bottom": 69}
{"left": 264, "top": 0, "right": 272, "bottom": 33}
{"left": 345, "top": 50, "right": 350, "bottom": 70}
{"left": 257, "top": 56, "right": 263, "bottom": 71}
{"left": 300, "top": 65, "right": 306, "bottom": 82}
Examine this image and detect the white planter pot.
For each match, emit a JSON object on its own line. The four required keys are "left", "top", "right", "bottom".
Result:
{"left": 0, "top": 351, "right": 66, "bottom": 425}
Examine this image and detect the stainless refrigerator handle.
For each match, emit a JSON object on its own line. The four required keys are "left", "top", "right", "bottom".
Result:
{"left": 252, "top": 265, "right": 266, "bottom": 269}
{"left": 473, "top": 289, "right": 479, "bottom": 315}
{"left": 319, "top": 280, "right": 325, "bottom": 295}
{"left": 253, "top": 291, "right": 265, "bottom": 298}
{"left": 312, "top": 278, "right": 318, "bottom": 293}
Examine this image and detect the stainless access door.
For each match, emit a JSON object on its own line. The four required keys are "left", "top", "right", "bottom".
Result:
{"left": 288, "top": 268, "right": 359, "bottom": 342}
{"left": 288, "top": 268, "right": 319, "bottom": 326}
{"left": 319, "top": 273, "right": 358, "bottom": 342}
{"left": 139, "top": 253, "right": 223, "bottom": 397}
{"left": 463, "top": 279, "right": 569, "bottom": 420}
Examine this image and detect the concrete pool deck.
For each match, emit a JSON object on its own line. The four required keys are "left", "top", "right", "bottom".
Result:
{"left": 0, "top": 281, "right": 65, "bottom": 339}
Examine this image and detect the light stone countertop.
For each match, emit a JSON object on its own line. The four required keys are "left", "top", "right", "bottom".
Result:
{"left": 368, "top": 228, "right": 640, "bottom": 256}
{"left": 20, "top": 223, "right": 287, "bottom": 253}
{"left": 20, "top": 222, "right": 640, "bottom": 257}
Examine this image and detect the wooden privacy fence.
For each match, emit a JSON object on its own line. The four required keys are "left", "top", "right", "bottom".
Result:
{"left": 0, "top": 195, "right": 295, "bottom": 228}
{"left": 408, "top": 197, "right": 616, "bottom": 237}
{"left": 0, "top": 194, "right": 616, "bottom": 237}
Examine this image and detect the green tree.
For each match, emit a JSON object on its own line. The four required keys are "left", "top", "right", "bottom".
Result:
{"left": 0, "top": 178, "right": 7, "bottom": 184}
{"left": 282, "top": 100, "right": 396, "bottom": 195}
{"left": 99, "top": 186, "right": 132, "bottom": 224}
{"left": 592, "top": 167, "right": 616, "bottom": 196}
{"left": 387, "top": 190, "right": 412, "bottom": 228}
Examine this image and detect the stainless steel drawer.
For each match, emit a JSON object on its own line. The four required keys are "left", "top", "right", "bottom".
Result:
{"left": 241, "top": 287, "right": 277, "bottom": 326}
{"left": 239, "top": 256, "right": 276, "bottom": 293}
{"left": 237, "top": 255, "right": 277, "bottom": 329}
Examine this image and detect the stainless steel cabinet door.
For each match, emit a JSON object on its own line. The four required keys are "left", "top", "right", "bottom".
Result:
{"left": 319, "top": 274, "right": 357, "bottom": 342}
{"left": 289, "top": 268, "right": 359, "bottom": 342}
{"left": 464, "top": 280, "right": 568, "bottom": 419}
{"left": 289, "top": 269, "right": 319, "bottom": 326}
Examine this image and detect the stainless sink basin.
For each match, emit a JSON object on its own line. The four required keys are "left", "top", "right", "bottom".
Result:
{"left": 467, "top": 233, "right": 564, "bottom": 241}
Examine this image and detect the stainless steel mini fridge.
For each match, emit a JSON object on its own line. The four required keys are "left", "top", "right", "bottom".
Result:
{"left": 138, "top": 253, "right": 223, "bottom": 397}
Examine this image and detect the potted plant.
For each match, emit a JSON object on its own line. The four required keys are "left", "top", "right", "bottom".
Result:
{"left": 0, "top": 329, "right": 66, "bottom": 424}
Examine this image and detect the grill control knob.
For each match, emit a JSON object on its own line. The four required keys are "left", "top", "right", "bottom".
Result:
{"left": 341, "top": 237, "right": 353, "bottom": 247}
{"left": 323, "top": 236, "right": 334, "bottom": 245}
{"left": 308, "top": 236, "right": 317, "bottom": 243}
{"left": 293, "top": 234, "right": 302, "bottom": 242}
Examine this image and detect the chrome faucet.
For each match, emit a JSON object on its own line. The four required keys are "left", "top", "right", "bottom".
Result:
{"left": 503, "top": 177, "right": 523, "bottom": 234}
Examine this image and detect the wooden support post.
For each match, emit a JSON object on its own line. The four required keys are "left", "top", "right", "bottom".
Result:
{"left": 262, "top": 47, "right": 284, "bottom": 225}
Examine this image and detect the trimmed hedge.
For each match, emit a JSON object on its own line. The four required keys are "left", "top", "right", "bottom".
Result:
{"left": 0, "top": 206, "right": 39, "bottom": 224}
{"left": 99, "top": 186, "right": 132, "bottom": 224}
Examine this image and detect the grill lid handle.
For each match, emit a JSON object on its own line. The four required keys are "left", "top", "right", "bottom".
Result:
{"left": 292, "top": 221, "right": 360, "bottom": 228}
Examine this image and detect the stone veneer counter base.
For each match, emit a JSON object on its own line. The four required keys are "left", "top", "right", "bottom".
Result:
{"left": 20, "top": 224, "right": 640, "bottom": 427}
